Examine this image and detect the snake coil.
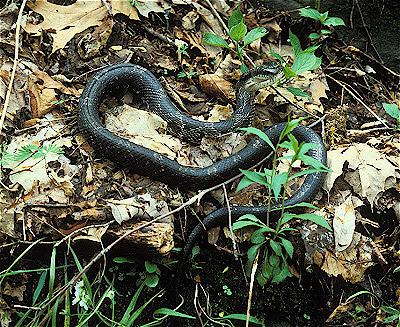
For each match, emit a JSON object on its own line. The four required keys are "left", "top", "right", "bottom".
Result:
{"left": 77, "top": 63, "right": 327, "bottom": 286}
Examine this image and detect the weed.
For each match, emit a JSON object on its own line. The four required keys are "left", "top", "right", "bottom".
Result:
{"left": 382, "top": 103, "right": 400, "bottom": 130}
{"left": 299, "top": 8, "right": 345, "bottom": 40}
{"left": 233, "top": 117, "right": 331, "bottom": 285}
{"left": 177, "top": 71, "right": 196, "bottom": 78}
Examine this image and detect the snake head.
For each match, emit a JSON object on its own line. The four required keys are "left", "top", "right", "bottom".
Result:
{"left": 239, "top": 61, "right": 284, "bottom": 92}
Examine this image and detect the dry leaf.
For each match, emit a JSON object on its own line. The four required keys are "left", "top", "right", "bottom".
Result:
{"left": 28, "top": 69, "right": 79, "bottom": 118}
{"left": 111, "top": 0, "right": 139, "bottom": 19}
{"left": 333, "top": 201, "right": 356, "bottom": 252}
{"left": 199, "top": 73, "right": 235, "bottom": 103}
{"left": 133, "top": 0, "right": 171, "bottom": 18}
{"left": 25, "top": 0, "right": 107, "bottom": 53}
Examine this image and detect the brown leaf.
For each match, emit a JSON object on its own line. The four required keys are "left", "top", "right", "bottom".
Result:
{"left": 24, "top": 0, "right": 107, "bottom": 53}
{"left": 199, "top": 73, "right": 235, "bottom": 103}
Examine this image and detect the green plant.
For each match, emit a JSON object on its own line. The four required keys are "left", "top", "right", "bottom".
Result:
{"left": 0, "top": 142, "right": 64, "bottom": 167}
{"left": 382, "top": 103, "right": 400, "bottom": 130}
{"left": 381, "top": 306, "right": 400, "bottom": 325}
{"left": 271, "top": 31, "right": 321, "bottom": 97}
{"left": 203, "top": 8, "right": 268, "bottom": 72}
{"left": 177, "top": 44, "right": 188, "bottom": 55}
{"left": 177, "top": 71, "right": 196, "bottom": 78}
{"left": 222, "top": 284, "right": 232, "bottom": 295}
{"left": 299, "top": 8, "right": 345, "bottom": 40}
{"left": 233, "top": 117, "right": 332, "bottom": 285}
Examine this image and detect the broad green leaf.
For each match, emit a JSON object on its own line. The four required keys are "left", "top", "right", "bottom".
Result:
{"left": 145, "top": 261, "right": 157, "bottom": 273}
{"left": 228, "top": 8, "right": 244, "bottom": 29}
{"left": 321, "top": 29, "right": 333, "bottom": 35}
{"left": 203, "top": 33, "right": 231, "bottom": 49}
{"left": 153, "top": 308, "right": 196, "bottom": 319}
{"left": 269, "top": 253, "right": 280, "bottom": 267}
{"left": 298, "top": 142, "right": 319, "bottom": 156}
{"left": 394, "top": 266, "right": 400, "bottom": 273}
{"left": 144, "top": 274, "right": 159, "bottom": 288}
{"left": 239, "top": 169, "right": 268, "bottom": 186}
{"left": 283, "top": 66, "right": 297, "bottom": 79}
{"left": 280, "top": 238, "right": 294, "bottom": 258}
{"left": 298, "top": 8, "right": 322, "bottom": 20}
{"left": 383, "top": 103, "right": 400, "bottom": 119}
{"left": 288, "top": 133, "right": 299, "bottom": 153}
{"left": 298, "top": 153, "right": 331, "bottom": 170}
{"left": 296, "top": 213, "right": 332, "bottom": 230}
{"left": 292, "top": 52, "right": 321, "bottom": 74}
{"left": 269, "top": 239, "right": 282, "bottom": 256}
{"left": 309, "top": 33, "right": 321, "bottom": 39}
{"left": 270, "top": 51, "right": 285, "bottom": 63}
{"left": 239, "top": 126, "right": 276, "bottom": 150}
{"left": 271, "top": 261, "right": 292, "bottom": 283}
{"left": 229, "top": 20, "right": 247, "bottom": 42}
{"left": 286, "top": 87, "right": 310, "bottom": 98}
{"left": 277, "top": 227, "right": 298, "bottom": 234}
{"left": 262, "top": 251, "right": 272, "bottom": 280}
{"left": 256, "top": 273, "right": 268, "bottom": 286}
{"left": 243, "top": 27, "right": 267, "bottom": 46}
{"left": 240, "top": 63, "right": 249, "bottom": 73}
{"left": 280, "top": 212, "right": 297, "bottom": 224}
{"left": 271, "top": 172, "right": 288, "bottom": 200}
{"left": 233, "top": 220, "right": 266, "bottom": 230}
{"left": 324, "top": 17, "right": 345, "bottom": 26}
{"left": 236, "top": 175, "right": 255, "bottom": 192}
{"left": 289, "top": 31, "right": 302, "bottom": 57}
{"left": 277, "top": 202, "right": 318, "bottom": 210}
{"left": 252, "top": 230, "right": 267, "bottom": 244}
{"left": 320, "top": 11, "right": 329, "bottom": 22}
{"left": 383, "top": 315, "right": 400, "bottom": 323}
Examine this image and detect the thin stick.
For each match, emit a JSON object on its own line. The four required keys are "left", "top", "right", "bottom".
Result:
{"left": 222, "top": 184, "right": 238, "bottom": 259}
{"left": 326, "top": 75, "right": 391, "bottom": 129}
{"left": 0, "top": 0, "right": 28, "bottom": 137}
{"left": 246, "top": 249, "right": 259, "bottom": 327}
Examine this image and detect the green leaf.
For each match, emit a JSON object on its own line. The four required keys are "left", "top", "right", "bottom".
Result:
{"left": 280, "top": 238, "right": 294, "bottom": 258}
{"left": 270, "top": 51, "right": 285, "bottom": 63}
{"left": 271, "top": 172, "right": 288, "bottom": 200}
{"left": 298, "top": 8, "right": 322, "bottom": 20}
{"left": 239, "top": 169, "right": 267, "bottom": 185}
{"left": 269, "top": 239, "right": 282, "bottom": 256}
{"left": 145, "top": 261, "right": 157, "bottom": 273}
{"left": 309, "top": 33, "right": 321, "bottom": 39}
{"left": 33, "top": 271, "right": 47, "bottom": 305}
{"left": 240, "top": 64, "right": 249, "bottom": 73}
{"left": 277, "top": 202, "right": 318, "bottom": 210}
{"left": 229, "top": 20, "right": 247, "bottom": 42}
{"left": 243, "top": 27, "right": 267, "bottom": 46}
{"left": 283, "top": 66, "right": 297, "bottom": 79}
{"left": 144, "top": 274, "right": 159, "bottom": 288}
{"left": 203, "top": 33, "right": 231, "bottom": 49}
{"left": 288, "top": 168, "right": 324, "bottom": 180}
{"left": 280, "top": 213, "right": 297, "bottom": 224}
{"left": 233, "top": 220, "right": 266, "bottom": 230}
{"left": 324, "top": 17, "right": 345, "bottom": 26}
{"left": 289, "top": 31, "right": 302, "bottom": 57}
{"left": 303, "top": 45, "right": 320, "bottom": 53}
{"left": 269, "top": 253, "right": 280, "bottom": 267}
{"left": 320, "top": 11, "right": 329, "bottom": 22}
{"left": 236, "top": 175, "right": 254, "bottom": 192}
{"left": 345, "top": 290, "right": 378, "bottom": 303}
{"left": 153, "top": 308, "right": 196, "bottom": 320}
{"left": 321, "top": 29, "right": 332, "bottom": 35}
{"left": 383, "top": 103, "right": 400, "bottom": 119}
{"left": 292, "top": 52, "right": 321, "bottom": 74}
{"left": 220, "top": 313, "right": 264, "bottom": 325}
{"left": 380, "top": 306, "right": 400, "bottom": 315}
{"left": 271, "top": 261, "right": 292, "bottom": 283}
{"left": 228, "top": 8, "right": 244, "bottom": 29}
{"left": 251, "top": 230, "right": 267, "bottom": 244}
{"left": 383, "top": 315, "right": 400, "bottom": 323}
{"left": 295, "top": 213, "right": 332, "bottom": 230}
{"left": 394, "top": 266, "right": 400, "bottom": 273}
{"left": 247, "top": 244, "right": 262, "bottom": 273}
{"left": 298, "top": 153, "right": 331, "bottom": 170}
{"left": 240, "top": 126, "right": 275, "bottom": 150}
{"left": 286, "top": 87, "right": 310, "bottom": 98}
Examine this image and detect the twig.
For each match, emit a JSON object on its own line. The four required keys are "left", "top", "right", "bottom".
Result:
{"left": 142, "top": 24, "right": 176, "bottom": 47}
{"left": 0, "top": 0, "right": 28, "bottom": 138}
{"left": 326, "top": 75, "right": 391, "bottom": 129}
{"left": 222, "top": 184, "right": 238, "bottom": 259}
{"left": 246, "top": 248, "right": 259, "bottom": 327}
{"left": 354, "top": 0, "right": 382, "bottom": 63}
{"left": 272, "top": 86, "right": 319, "bottom": 119}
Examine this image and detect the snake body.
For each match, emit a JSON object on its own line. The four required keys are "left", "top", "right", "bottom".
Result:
{"left": 77, "top": 63, "right": 327, "bottom": 284}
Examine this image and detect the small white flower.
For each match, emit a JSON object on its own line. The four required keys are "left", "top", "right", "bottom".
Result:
{"left": 72, "top": 280, "right": 90, "bottom": 310}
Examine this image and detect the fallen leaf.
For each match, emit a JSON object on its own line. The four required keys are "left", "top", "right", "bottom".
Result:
{"left": 333, "top": 201, "right": 356, "bottom": 252}
{"left": 24, "top": 0, "right": 107, "bottom": 53}
{"left": 199, "top": 73, "right": 235, "bottom": 103}
{"left": 111, "top": 0, "right": 139, "bottom": 20}
{"left": 133, "top": 0, "right": 171, "bottom": 18}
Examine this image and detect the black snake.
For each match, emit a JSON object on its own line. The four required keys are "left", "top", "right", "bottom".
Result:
{"left": 77, "top": 62, "right": 327, "bottom": 286}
